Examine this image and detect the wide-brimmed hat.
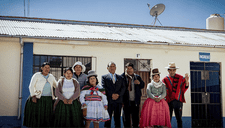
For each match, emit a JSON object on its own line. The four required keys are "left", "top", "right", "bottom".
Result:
{"left": 72, "top": 61, "right": 86, "bottom": 73}
{"left": 165, "top": 62, "right": 179, "bottom": 69}
{"left": 87, "top": 70, "right": 97, "bottom": 78}
{"left": 152, "top": 68, "right": 161, "bottom": 75}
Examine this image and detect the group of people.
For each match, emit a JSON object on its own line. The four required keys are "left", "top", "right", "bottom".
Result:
{"left": 23, "top": 61, "right": 189, "bottom": 128}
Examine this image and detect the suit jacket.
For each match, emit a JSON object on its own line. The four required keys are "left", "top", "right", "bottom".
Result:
{"left": 121, "top": 73, "right": 145, "bottom": 105}
{"left": 101, "top": 73, "right": 126, "bottom": 104}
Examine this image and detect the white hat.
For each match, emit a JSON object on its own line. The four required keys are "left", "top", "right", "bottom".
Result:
{"left": 72, "top": 61, "right": 86, "bottom": 73}
{"left": 165, "top": 62, "right": 179, "bottom": 69}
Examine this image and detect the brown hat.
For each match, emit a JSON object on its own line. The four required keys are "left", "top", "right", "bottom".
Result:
{"left": 165, "top": 62, "right": 179, "bottom": 69}
{"left": 152, "top": 68, "right": 161, "bottom": 75}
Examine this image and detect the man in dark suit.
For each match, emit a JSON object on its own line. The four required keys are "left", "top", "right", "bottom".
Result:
{"left": 102, "top": 61, "right": 126, "bottom": 128}
{"left": 121, "top": 62, "right": 145, "bottom": 127}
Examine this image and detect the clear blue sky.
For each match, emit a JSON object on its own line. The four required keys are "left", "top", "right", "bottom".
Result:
{"left": 0, "top": 0, "right": 224, "bottom": 29}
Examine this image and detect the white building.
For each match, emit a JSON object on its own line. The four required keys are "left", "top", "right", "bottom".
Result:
{"left": 0, "top": 16, "right": 225, "bottom": 127}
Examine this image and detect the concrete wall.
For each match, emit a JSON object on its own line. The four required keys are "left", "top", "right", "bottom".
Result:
{"left": 0, "top": 38, "right": 20, "bottom": 116}
{"left": 0, "top": 37, "right": 225, "bottom": 125}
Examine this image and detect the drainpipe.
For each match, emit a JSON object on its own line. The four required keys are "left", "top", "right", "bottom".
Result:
{"left": 18, "top": 37, "right": 23, "bottom": 119}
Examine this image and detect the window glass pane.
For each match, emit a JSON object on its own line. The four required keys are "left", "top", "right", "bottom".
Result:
{"left": 50, "top": 67, "right": 61, "bottom": 81}
{"left": 49, "top": 56, "right": 62, "bottom": 68}
{"left": 34, "top": 56, "right": 40, "bottom": 66}
{"left": 41, "top": 56, "right": 48, "bottom": 64}
{"left": 33, "top": 67, "right": 40, "bottom": 74}
{"left": 84, "top": 61, "right": 91, "bottom": 74}
{"left": 63, "top": 57, "right": 74, "bottom": 67}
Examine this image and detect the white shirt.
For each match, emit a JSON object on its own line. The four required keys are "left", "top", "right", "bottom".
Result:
{"left": 62, "top": 78, "right": 75, "bottom": 99}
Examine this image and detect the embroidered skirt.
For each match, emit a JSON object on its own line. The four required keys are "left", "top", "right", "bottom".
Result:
{"left": 85, "top": 101, "right": 110, "bottom": 122}
{"left": 54, "top": 99, "right": 84, "bottom": 127}
{"left": 139, "top": 98, "right": 171, "bottom": 128}
{"left": 23, "top": 96, "right": 54, "bottom": 127}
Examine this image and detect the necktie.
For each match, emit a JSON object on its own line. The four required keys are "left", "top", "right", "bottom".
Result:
{"left": 112, "top": 75, "right": 115, "bottom": 84}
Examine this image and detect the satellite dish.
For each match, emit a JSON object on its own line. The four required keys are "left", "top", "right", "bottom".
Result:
{"left": 148, "top": 3, "right": 165, "bottom": 26}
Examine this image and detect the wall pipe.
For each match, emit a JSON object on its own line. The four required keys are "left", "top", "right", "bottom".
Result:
{"left": 18, "top": 37, "right": 23, "bottom": 119}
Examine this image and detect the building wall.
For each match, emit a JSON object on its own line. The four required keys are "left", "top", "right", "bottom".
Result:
{"left": 0, "top": 37, "right": 225, "bottom": 127}
{"left": 0, "top": 38, "right": 20, "bottom": 116}
{"left": 30, "top": 39, "right": 225, "bottom": 117}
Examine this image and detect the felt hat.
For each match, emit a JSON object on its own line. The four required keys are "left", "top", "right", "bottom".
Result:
{"left": 152, "top": 68, "right": 161, "bottom": 75}
{"left": 165, "top": 62, "right": 179, "bottom": 69}
{"left": 87, "top": 70, "right": 97, "bottom": 78}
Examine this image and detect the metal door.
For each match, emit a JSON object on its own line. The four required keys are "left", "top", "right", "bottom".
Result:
{"left": 190, "top": 62, "right": 222, "bottom": 127}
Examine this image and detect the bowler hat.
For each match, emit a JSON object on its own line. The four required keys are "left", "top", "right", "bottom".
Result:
{"left": 87, "top": 70, "right": 97, "bottom": 78}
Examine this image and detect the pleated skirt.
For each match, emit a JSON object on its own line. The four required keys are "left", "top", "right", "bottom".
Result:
{"left": 23, "top": 96, "right": 54, "bottom": 127}
{"left": 85, "top": 101, "right": 110, "bottom": 122}
{"left": 139, "top": 98, "right": 172, "bottom": 128}
{"left": 54, "top": 99, "right": 84, "bottom": 127}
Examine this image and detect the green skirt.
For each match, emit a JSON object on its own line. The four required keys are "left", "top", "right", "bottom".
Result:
{"left": 54, "top": 99, "right": 84, "bottom": 127}
{"left": 23, "top": 96, "right": 54, "bottom": 127}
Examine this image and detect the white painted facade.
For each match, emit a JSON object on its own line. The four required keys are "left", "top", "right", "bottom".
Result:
{"left": 0, "top": 38, "right": 20, "bottom": 116}
{"left": 1, "top": 37, "right": 225, "bottom": 118}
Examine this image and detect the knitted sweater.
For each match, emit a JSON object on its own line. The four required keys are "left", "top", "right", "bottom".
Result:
{"left": 28, "top": 72, "right": 57, "bottom": 99}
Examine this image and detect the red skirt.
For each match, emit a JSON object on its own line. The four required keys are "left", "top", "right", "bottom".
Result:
{"left": 139, "top": 98, "right": 171, "bottom": 128}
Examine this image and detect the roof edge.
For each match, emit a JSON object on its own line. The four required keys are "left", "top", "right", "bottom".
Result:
{"left": 1, "top": 15, "right": 225, "bottom": 33}
{"left": 1, "top": 35, "right": 225, "bottom": 48}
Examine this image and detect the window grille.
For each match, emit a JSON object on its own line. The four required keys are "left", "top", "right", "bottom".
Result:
{"left": 33, "top": 55, "right": 92, "bottom": 80}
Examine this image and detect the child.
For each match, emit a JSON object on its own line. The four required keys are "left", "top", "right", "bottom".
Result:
{"left": 80, "top": 70, "right": 110, "bottom": 128}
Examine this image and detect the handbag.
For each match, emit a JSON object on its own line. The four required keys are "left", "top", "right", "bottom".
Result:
{"left": 82, "top": 107, "right": 87, "bottom": 117}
